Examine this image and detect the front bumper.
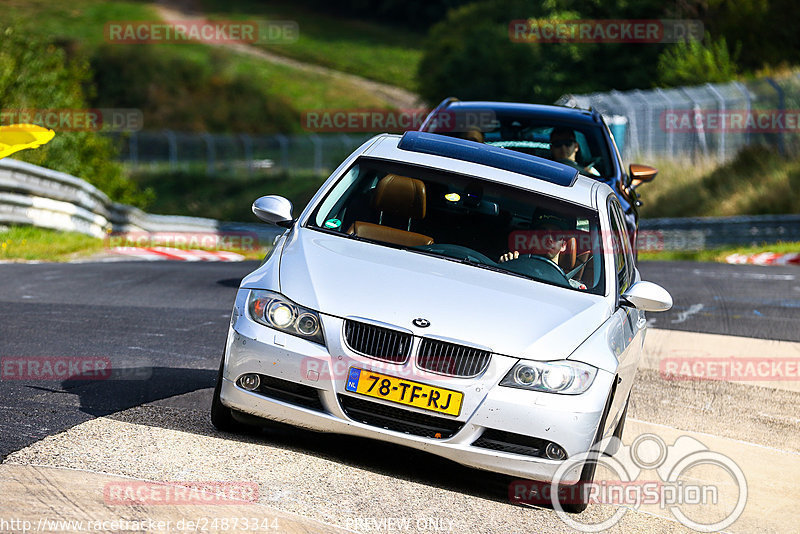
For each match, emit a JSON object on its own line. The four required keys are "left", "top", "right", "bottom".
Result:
{"left": 220, "top": 291, "right": 615, "bottom": 483}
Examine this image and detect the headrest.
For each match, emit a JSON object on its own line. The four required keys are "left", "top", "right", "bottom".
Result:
{"left": 373, "top": 174, "right": 427, "bottom": 220}
{"left": 558, "top": 237, "right": 578, "bottom": 271}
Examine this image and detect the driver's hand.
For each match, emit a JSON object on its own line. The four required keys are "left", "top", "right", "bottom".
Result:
{"left": 498, "top": 251, "right": 519, "bottom": 263}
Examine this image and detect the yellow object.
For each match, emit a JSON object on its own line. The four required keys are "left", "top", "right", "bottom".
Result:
{"left": 345, "top": 367, "right": 463, "bottom": 416}
{"left": 0, "top": 124, "right": 56, "bottom": 160}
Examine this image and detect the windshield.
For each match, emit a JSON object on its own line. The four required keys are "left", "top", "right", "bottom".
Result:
{"left": 307, "top": 158, "right": 605, "bottom": 295}
{"left": 425, "top": 109, "right": 614, "bottom": 179}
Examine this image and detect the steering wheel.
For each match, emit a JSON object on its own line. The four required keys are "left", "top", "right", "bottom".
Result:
{"left": 582, "top": 156, "right": 602, "bottom": 173}
{"left": 501, "top": 254, "right": 571, "bottom": 287}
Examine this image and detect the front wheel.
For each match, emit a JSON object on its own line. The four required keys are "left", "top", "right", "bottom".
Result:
{"left": 555, "top": 386, "right": 616, "bottom": 513}
{"left": 210, "top": 353, "right": 246, "bottom": 432}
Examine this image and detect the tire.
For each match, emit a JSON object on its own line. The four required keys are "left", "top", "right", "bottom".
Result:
{"left": 556, "top": 386, "right": 616, "bottom": 514}
{"left": 210, "top": 353, "right": 247, "bottom": 432}
{"left": 602, "top": 393, "right": 630, "bottom": 457}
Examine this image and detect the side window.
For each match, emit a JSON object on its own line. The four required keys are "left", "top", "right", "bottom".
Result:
{"left": 607, "top": 198, "right": 632, "bottom": 294}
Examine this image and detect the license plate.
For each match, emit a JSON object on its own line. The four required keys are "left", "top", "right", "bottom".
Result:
{"left": 345, "top": 367, "right": 463, "bottom": 417}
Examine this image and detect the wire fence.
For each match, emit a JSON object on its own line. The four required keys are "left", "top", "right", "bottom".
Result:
{"left": 108, "top": 72, "right": 800, "bottom": 174}
{"left": 557, "top": 72, "right": 800, "bottom": 162}
{"left": 107, "top": 132, "right": 374, "bottom": 175}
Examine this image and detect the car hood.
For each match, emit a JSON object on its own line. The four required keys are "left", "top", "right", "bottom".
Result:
{"left": 272, "top": 229, "right": 611, "bottom": 361}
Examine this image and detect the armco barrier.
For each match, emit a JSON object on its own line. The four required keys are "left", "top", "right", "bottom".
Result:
{"left": 0, "top": 158, "right": 797, "bottom": 252}
{"left": 0, "top": 158, "right": 283, "bottom": 243}
{"left": 639, "top": 214, "right": 800, "bottom": 250}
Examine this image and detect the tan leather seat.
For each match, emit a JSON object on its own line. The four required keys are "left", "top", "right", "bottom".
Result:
{"left": 557, "top": 237, "right": 578, "bottom": 272}
{"left": 350, "top": 221, "right": 433, "bottom": 247}
{"left": 349, "top": 174, "right": 434, "bottom": 246}
{"left": 372, "top": 173, "right": 427, "bottom": 222}
{"left": 558, "top": 236, "right": 592, "bottom": 281}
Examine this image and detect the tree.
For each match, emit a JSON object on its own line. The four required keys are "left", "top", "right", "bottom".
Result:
{"left": 656, "top": 33, "right": 739, "bottom": 86}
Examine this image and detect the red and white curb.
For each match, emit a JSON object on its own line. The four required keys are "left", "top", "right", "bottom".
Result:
{"left": 726, "top": 252, "right": 800, "bottom": 266}
{"left": 110, "top": 246, "right": 244, "bottom": 262}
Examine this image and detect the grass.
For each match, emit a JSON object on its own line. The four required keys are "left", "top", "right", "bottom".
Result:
{"left": 5, "top": 0, "right": 392, "bottom": 120}
{"left": 637, "top": 145, "right": 800, "bottom": 218}
{"left": 0, "top": 225, "right": 269, "bottom": 261}
{"left": 199, "top": 0, "right": 423, "bottom": 92}
{"left": 0, "top": 226, "right": 104, "bottom": 261}
{"left": 639, "top": 241, "right": 800, "bottom": 262}
{"left": 130, "top": 169, "right": 329, "bottom": 222}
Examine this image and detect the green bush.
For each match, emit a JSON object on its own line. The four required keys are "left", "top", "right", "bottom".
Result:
{"left": 0, "top": 22, "right": 152, "bottom": 207}
{"left": 90, "top": 45, "right": 300, "bottom": 134}
{"left": 417, "top": 0, "right": 669, "bottom": 105}
{"left": 657, "top": 33, "right": 739, "bottom": 86}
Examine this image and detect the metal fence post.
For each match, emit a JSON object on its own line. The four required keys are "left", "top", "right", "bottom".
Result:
{"left": 765, "top": 77, "right": 786, "bottom": 155}
{"left": 680, "top": 88, "right": 707, "bottom": 160}
{"left": 308, "top": 133, "right": 322, "bottom": 173}
{"left": 655, "top": 89, "right": 674, "bottom": 158}
{"left": 275, "top": 134, "right": 288, "bottom": 170}
{"left": 202, "top": 133, "right": 215, "bottom": 175}
{"left": 164, "top": 130, "right": 178, "bottom": 171}
{"left": 733, "top": 81, "right": 752, "bottom": 147}
{"left": 705, "top": 83, "right": 727, "bottom": 162}
{"left": 610, "top": 90, "right": 641, "bottom": 159}
{"left": 240, "top": 134, "right": 253, "bottom": 175}
{"left": 128, "top": 131, "right": 138, "bottom": 169}
{"left": 633, "top": 89, "right": 655, "bottom": 159}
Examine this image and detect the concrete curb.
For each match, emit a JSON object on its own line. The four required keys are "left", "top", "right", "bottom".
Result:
{"left": 726, "top": 251, "right": 800, "bottom": 265}
{"left": 0, "top": 464, "right": 350, "bottom": 534}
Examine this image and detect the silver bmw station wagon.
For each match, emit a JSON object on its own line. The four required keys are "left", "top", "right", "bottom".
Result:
{"left": 211, "top": 131, "right": 672, "bottom": 511}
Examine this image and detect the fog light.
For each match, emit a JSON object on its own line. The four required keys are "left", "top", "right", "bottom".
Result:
{"left": 240, "top": 373, "right": 261, "bottom": 391}
{"left": 545, "top": 442, "right": 567, "bottom": 460}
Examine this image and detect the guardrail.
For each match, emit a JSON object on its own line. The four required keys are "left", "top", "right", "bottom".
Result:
{"left": 1, "top": 158, "right": 796, "bottom": 252}
{"left": 639, "top": 215, "right": 800, "bottom": 250}
{"left": 0, "top": 158, "right": 283, "bottom": 243}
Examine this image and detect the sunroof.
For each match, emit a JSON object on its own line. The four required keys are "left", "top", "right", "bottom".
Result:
{"left": 397, "top": 131, "right": 577, "bottom": 187}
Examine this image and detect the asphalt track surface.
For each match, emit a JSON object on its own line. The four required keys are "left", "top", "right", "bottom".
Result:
{"left": 1, "top": 259, "right": 799, "bottom": 533}
{"left": 1, "top": 259, "right": 798, "bottom": 460}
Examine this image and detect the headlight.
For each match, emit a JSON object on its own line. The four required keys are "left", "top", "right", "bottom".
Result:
{"left": 500, "top": 360, "right": 597, "bottom": 394}
{"left": 247, "top": 290, "right": 325, "bottom": 345}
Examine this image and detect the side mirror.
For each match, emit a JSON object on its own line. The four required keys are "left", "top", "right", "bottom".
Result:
{"left": 629, "top": 164, "right": 658, "bottom": 188}
{"left": 622, "top": 281, "right": 673, "bottom": 312}
{"left": 252, "top": 195, "right": 293, "bottom": 227}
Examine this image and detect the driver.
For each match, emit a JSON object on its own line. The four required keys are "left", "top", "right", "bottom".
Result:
{"left": 499, "top": 213, "right": 587, "bottom": 290}
{"left": 549, "top": 127, "right": 600, "bottom": 177}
